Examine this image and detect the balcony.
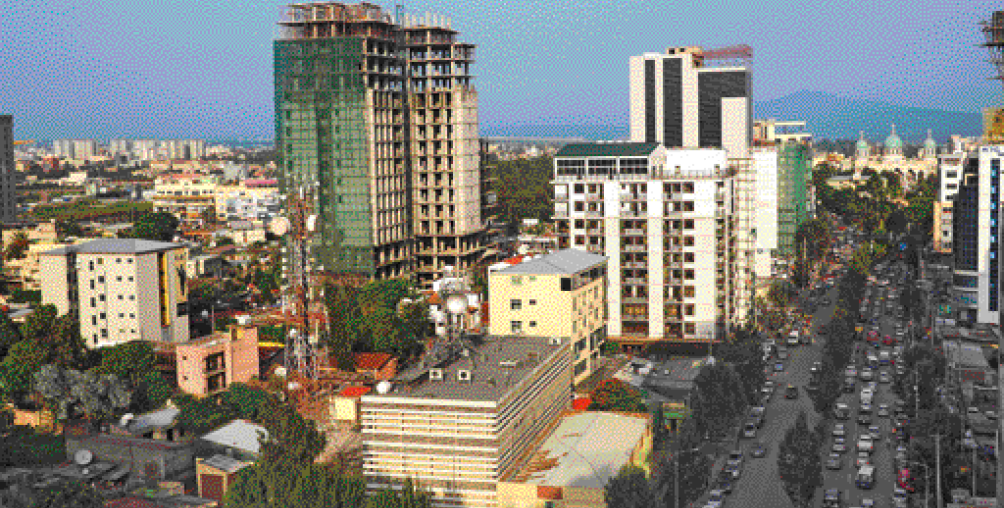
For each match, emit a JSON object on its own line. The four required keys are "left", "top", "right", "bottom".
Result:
{"left": 623, "top": 228, "right": 647, "bottom": 236}
{"left": 620, "top": 209, "right": 646, "bottom": 217}
{"left": 585, "top": 193, "right": 604, "bottom": 202}
{"left": 623, "top": 296, "right": 649, "bottom": 304}
{"left": 624, "top": 277, "right": 647, "bottom": 285}
{"left": 586, "top": 228, "right": 604, "bottom": 236}
{"left": 622, "top": 244, "right": 647, "bottom": 253}
{"left": 623, "top": 261, "right": 648, "bottom": 269}
{"left": 584, "top": 210, "right": 604, "bottom": 217}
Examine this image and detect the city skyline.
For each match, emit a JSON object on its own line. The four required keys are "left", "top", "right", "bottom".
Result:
{"left": 2, "top": 0, "right": 1001, "bottom": 139}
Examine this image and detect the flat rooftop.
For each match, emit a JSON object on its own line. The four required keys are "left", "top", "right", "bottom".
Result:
{"left": 494, "top": 248, "right": 607, "bottom": 276}
{"left": 517, "top": 412, "right": 649, "bottom": 488}
{"left": 370, "top": 335, "right": 566, "bottom": 402}
{"left": 41, "top": 239, "right": 182, "bottom": 256}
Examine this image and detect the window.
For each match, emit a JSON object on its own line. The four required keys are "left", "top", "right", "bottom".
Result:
{"left": 512, "top": 276, "right": 523, "bottom": 286}
{"left": 99, "top": 294, "right": 105, "bottom": 302}
{"left": 130, "top": 313, "right": 135, "bottom": 319}
{"left": 100, "top": 329, "right": 108, "bottom": 338}
{"left": 116, "top": 258, "right": 121, "bottom": 263}
{"left": 118, "top": 295, "right": 124, "bottom": 300}
{"left": 130, "top": 295, "right": 135, "bottom": 301}
{"left": 511, "top": 321, "right": 523, "bottom": 334}
{"left": 128, "top": 276, "right": 134, "bottom": 282}
{"left": 90, "top": 280, "right": 95, "bottom": 290}
{"left": 128, "top": 258, "right": 133, "bottom": 264}
{"left": 116, "top": 276, "right": 122, "bottom": 282}
{"left": 510, "top": 299, "right": 522, "bottom": 311}
{"left": 89, "top": 261, "right": 94, "bottom": 271}
{"left": 97, "top": 276, "right": 105, "bottom": 283}
{"left": 90, "top": 297, "right": 96, "bottom": 307}
{"left": 561, "top": 278, "right": 572, "bottom": 291}
{"left": 91, "top": 316, "right": 97, "bottom": 325}
{"left": 119, "top": 313, "right": 124, "bottom": 318}
{"left": 529, "top": 321, "right": 537, "bottom": 328}
{"left": 529, "top": 299, "right": 537, "bottom": 305}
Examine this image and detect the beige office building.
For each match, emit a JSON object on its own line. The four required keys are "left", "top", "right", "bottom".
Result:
{"left": 40, "top": 239, "right": 190, "bottom": 348}
{"left": 487, "top": 249, "right": 608, "bottom": 384}
{"left": 360, "top": 335, "right": 573, "bottom": 508}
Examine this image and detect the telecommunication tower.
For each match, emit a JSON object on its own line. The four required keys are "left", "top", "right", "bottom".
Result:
{"left": 270, "top": 186, "right": 319, "bottom": 380}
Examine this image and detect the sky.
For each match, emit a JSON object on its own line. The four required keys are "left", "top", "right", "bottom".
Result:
{"left": 1, "top": 0, "right": 1002, "bottom": 139}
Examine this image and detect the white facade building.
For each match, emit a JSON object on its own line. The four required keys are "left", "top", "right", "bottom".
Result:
{"left": 934, "top": 152, "right": 965, "bottom": 254}
{"left": 552, "top": 142, "right": 749, "bottom": 345}
{"left": 752, "top": 148, "right": 779, "bottom": 279}
{"left": 40, "top": 239, "right": 190, "bottom": 348}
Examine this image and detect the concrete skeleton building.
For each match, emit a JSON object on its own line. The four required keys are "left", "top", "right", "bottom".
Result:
{"left": 274, "top": 2, "right": 492, "bottom": 286}
{"left": 40, "top": 239, "right": 190, "bottom": 348}
{"left": 934, "top": 152, "right": 966, "bottom": 254}
{"left": 0, "top": 115, "right": 15, "bottom": 223}
{"left": 952, "top": 146, "right": 1004, "bottom": 325}
{"left": 487, "top": 249, "right": 608, "bottom": 384}
{"left": 551, "top": 142, "right": 747, "bottom": 346}
{"left": 360, "top": 335, "right": 573, "bottom": 508}
{"left": 753, "top": 119, "right": 813, "bottom": 260}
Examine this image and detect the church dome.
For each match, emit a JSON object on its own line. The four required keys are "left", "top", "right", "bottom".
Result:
{"left": 856, "top": 131, "right": 870, "bottom": 153}
{"left": 924, "top": 129, "right": 937, "bottom": 154}
{"left": 885, "top": 124, "right": 903, "bottom": 150}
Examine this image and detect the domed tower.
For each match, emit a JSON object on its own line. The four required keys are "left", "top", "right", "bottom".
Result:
{"left": 884, "top": 124, "right": 904, "bottom": 161}
{"left": 855, "top": 131, "right": 871, "bottom": 160}
{"left": 923, "top": 129, "right": 938, "bottom": 159}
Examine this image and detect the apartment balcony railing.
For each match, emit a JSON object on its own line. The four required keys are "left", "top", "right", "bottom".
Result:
{"left": 623, "top": 277, "right": 647, "bottom": 285}
{"left": 623, "top": 296, "right": 649, "bottom": 304}
{"left": 623, "top": 261, "right": 648, "bottom": 269}
{"left": 584, "top": 210, "right": 604, "bottom": 217}
{"left": 584, "top": 193, "right": 604, "bottom": 202}
{"left": 623, "top": 228, "right": 647, "bottom": 236}
{"left": 622, "top": 244, "right": 647, "bottom": 252}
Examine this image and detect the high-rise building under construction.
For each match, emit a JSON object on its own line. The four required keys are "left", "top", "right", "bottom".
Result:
{"left": 274, "top": 2, "right": 489, "bottom": 286}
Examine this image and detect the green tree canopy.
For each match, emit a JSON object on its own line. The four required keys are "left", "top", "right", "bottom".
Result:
{"left": 604, "top": 464, "right": 655, "bottom": 508}
{"left": 777, "top": 411, "right": 823, "bottom": 508}
{"left": 0, "top": 311, "right": 23, "bottom": 359}
{"left": 127, "top": 212, "right": 180, "bottom": 242}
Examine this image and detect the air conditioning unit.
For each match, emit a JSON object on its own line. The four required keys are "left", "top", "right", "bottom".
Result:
{"left": 457, "top": 369, "right": 472, "bottom": 382}
{"left": 429, "top": 368, "right": 443, "bottom": 380}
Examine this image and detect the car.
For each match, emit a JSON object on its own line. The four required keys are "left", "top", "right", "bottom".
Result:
{"left": 827, "top": 453, "right": 843, "bottom": 470}
{"left": 856, "top": 451, "right": 872, "bottom": 468}
{"left": 752, "top": 443, "right": 766, "bottom": 458}
{"left": 823, "top": 489, "right": 843, "bottom": 508}
{"left": 717, "top": 477, "right": 734, "bottom": 494}
{"left": 728, "top": 450, "right": 743, "bottom": 463}
{"left": 964, "top": 430, "right": 977, "bottom": 449}
{"left": 844, "top": 378, "right": 856, "bottom": 393}
{"left": 775, "top": 362, "right": 785, "bottom": 372}
{"left": 987, "top": 411, "right": 998, "bottom": 420}
{"left": 860, "top": 370, "right": 874, "bottom": 381}
{"left": 833, "top": 441, "right": 848, "bottom": 453}
{"left": 857, "top": 434, "right": 874, "bottom": 453}
{"left": 858, "top": 413, "right": 872, "bottom": 425}
{"left": 860, "top": 403, "right": 873, "bottom": 414}
{"left": 750, "top": 406, "right": 765, "bottom": 418}
{"left": 861, "top": 499, "right": 875, "bottom": 508}
{"left": 744, "top": 422, "right": 757, "bottom": 439}
{"left": 833, "top": 424, "right": 846, "bottom": 437}
{"left": 868, "top": 426, "right": 881, "bottom": 441}
{"left": 866, "top": 381, "right": 878, "bottom": 391}
{"left": 878, "top": 404, "right": 890, "bottom": 417}
{"left": 723, "top": 463, "right": 740, "bottom": 479}
{"left": 786, "top": 384, "right": 798, "bottom": 399}
{"left": 892, "top": 488, "right": 909, "bottom": 508}
{"left": 880, "top": 371, "right": 891, "bottom": 384}
{"left": 846, "top": 366, "right": 858, "bottom": 377}
{"left": 707, "top": 489, "right": 726, "bottom": 508}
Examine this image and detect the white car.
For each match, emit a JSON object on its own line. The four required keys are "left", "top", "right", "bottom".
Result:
{"left": 707, "top": 489, "right": 725, "bottom": 508}
{"left": 857, "top": 434, "right": 874, "bottom": 453}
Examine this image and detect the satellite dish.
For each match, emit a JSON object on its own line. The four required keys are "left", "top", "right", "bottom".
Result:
{"left": 306, "top": 215, "right": 318, "bottom": 232}
{"left": 269, "top": 217, "right": 291, "bottom": 237}
{"left": 275, "top": 367, "right": 288, "bottom": 378}
{"left": 376, "top": 381, "right": 393, "bottom": 394}
{"left": 445, "top": 294, "right": 468, "bottom": 315}
{"left": 74, "top": 449, "right": 94, "bottom": 466}
{"left": 517, "top": 245, "right": 530, "bottom": 255}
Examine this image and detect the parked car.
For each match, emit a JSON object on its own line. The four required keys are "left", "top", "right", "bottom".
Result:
{"left": 833, "top": 424, "right": 846, "bottom": 437}
{"left": 752, "top": 443, "right": 767, "bottom": 458}
{"left": 827, "top": 453, "right": 843, "bottom": 470}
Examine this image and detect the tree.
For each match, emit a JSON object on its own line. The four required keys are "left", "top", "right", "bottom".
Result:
{"left": 34, "top": 365, "right": 132, "bottom": 429}
{"left": 3, "top": 231, "right": 29, "bottom": 261}
{"left": 175, "top": 394, "right": 237, "bottom": 434}
{"left": 362, "top": 307, "right": 404, "bottom": 355}
{"left": 94, "top": 340, "right": 156, "bottom": 385}
{"left": 604, "top": 464, "right": 656, "bottom": 508}
{"left": 128, "top": 212, "right": 180, "bottom": 242}
{"left": 220, "top": 383, "right": 272, "bottom": 422}
{"left": 691, "top": 364, "right": 745, "bottom": 441}
{"left": 365, "top": 479, "right": 432, "bottom": 508}
{"left": 200, "top": 207, "right": 216, "bottom": 226}
{"left": 398, "top": 299, "right": 431, "bottom": 360}
{"left": 0, "top": 311, "right": 22, "bottom": 359}
{"left": 258, "top": 396, "right": 326, "bottom": 466}
{"left": 588, "top": 379, "right": 647, "bottom": 413}
{"left": 54, "top": 219, "right": 85, "bottom": 239}
{"left": 20, "top": 304, "right": 57, "bottom": 342}
{"left": 718, "top": 326, "right": 766, "bottom": 405}
{"left": 0, "top": 340, "right": 49, "bottom": 406}
{"left": 777, "top": 411, "right": 823, "bottom": 508}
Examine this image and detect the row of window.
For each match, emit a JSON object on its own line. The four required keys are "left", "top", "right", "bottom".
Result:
{"left": 86, "top": 257, "right": 134, "bottom": 271}
{"left": 90, "top": 294, "right": 136, "bottom": 307}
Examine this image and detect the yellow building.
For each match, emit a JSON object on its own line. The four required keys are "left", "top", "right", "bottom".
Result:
{"left": 488, "top": 249, "right": 608, "bottom": 385}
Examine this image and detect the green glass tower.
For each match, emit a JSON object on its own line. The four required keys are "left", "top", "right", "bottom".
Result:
{"left": 777, "top": 140, "right": 811, "bottom": 257}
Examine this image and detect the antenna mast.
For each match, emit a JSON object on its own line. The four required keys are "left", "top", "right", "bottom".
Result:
{"left": 280, "top": 186, "right": 318, "bottom": 380}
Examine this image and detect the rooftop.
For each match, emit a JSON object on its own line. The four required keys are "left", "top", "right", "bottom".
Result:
{"left": 200, "top": 419, "right": 268, "bottom": 456}
{"left": 494, "top": 248, "right": 607, "bottom": 276}
{"left": 122, "top": 408, "right": 180, "bottom": 435}
{"left": 517, "top": 412, "right": 650, "bottom": 488}
{"left": 202, "top": 454, "right": 253, "bottom": 474}
{"left": 370, "top": 335, "right": 566, "bottom": 402}
{"left": 555, "top": 142, "right": 661, "bottom": 158}
{"left": 41, "top": 239, "right": 182, "bottom": 256}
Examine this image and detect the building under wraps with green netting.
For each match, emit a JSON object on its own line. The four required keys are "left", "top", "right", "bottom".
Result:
{"left": 274, "top": 2, "right": 489, "bottom": 286}
{"left": 776, "top": 140, "right": 812, "bottom": 258}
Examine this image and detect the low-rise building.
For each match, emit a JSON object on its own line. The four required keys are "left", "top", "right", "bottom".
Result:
{"left": 227, "top": 221, "right": 267, "bottom": 246}
{"left": 175, "top": 325, "right": 259, "bottom": 397}
{"left": 488, "top": 249, "right": 608, "bottom": 384}
{"left": 361, "top": 334, "right": 573, "bottom": 508}
{"left": 196, "top": 419, "right": 267, "bottom": 504}
{"left": 152, "top": 174, "right": 220, "bottom": 225}
{"left": 497, "top": 411, "right": 652, "bottom": 508}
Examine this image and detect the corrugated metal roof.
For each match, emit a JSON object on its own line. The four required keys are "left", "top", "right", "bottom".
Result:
{"left": 555, "top": 142, "right": 660, "bottom": 158}
{"left": 202, "top": 454, "right": 253, "bottom": 474}
{"left": 495, "top": 248, "right": 607, "bottom": 275}
{"left": 41, "top": 238, "right": 182, "bottom": 256}
{"left": 200, "top": 419, "right": 268, "bottom": 456}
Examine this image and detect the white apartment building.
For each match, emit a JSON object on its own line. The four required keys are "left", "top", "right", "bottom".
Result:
{"left": 40, "top": 239, "right": 190, "bottom": 348}
{"left": 934, "top": 152, "right": 965, "bottom": 254}
{"left": 752, "top": 148, "right": 779, "bottom": 279}
{"left": 73, "top": 139, "right": 98, "bottom": 160}
{"left": 552, "top": 142, "right": 749, "bottom": 346}
{"left": 0, "top": 115, "right": 15, "bottom": 222}
{"left": 214, "top": 180, "right": 280, "bottom": 222}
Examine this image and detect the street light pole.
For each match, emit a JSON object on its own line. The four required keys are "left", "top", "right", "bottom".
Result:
{"left": 935, "top": 434, "right": 942, "bottom": 508}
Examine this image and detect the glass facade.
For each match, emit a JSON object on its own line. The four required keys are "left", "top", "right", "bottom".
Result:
{"left": 275, "top": 37, "right": 377, "bottom": 276}
{"left": 777, "top": 141, "right": 811, "bottom": 257}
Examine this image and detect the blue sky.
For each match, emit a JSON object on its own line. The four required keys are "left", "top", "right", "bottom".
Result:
{"left": 1, "top": 0, "right": 1001, "bottom": 139}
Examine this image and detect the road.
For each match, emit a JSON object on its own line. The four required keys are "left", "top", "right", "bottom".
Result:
{"left": 818, "top": 261, "right": 910, "bottom": 508}
{"left": 718, "top": 283, "right": 838, "bottom": 508}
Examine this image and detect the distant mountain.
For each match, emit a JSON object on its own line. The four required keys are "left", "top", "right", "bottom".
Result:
{"left": 484, "top": 90, "right": 985, "bottom": 143}
{"left": 753, "top": 90, "right": 983, "bottom": 142}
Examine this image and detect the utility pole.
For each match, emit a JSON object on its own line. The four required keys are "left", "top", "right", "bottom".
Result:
{"left": 935, "top": 433, "right": 942, "bottom": 508}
